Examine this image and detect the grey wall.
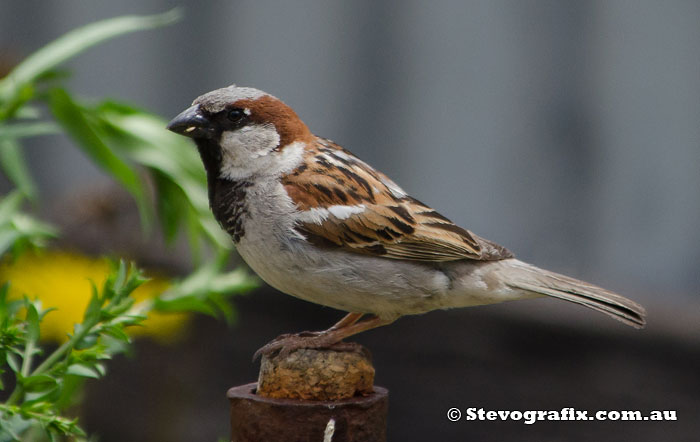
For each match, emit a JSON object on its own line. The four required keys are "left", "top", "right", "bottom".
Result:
{"left": 2, "top": 0, "right": 699, "bottom": 310}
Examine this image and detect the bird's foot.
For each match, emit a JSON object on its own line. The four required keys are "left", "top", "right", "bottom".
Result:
{"left": 253, "top": 331, "right": 355, "bottom": 361}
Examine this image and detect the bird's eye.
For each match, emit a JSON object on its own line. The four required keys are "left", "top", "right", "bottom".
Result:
{"left": 227, "top": 108, "right": 246, "bottom": 124}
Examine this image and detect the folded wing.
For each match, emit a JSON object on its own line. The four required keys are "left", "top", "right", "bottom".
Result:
{"left": 283, "top": 138, "right": 512, "bottom": 262}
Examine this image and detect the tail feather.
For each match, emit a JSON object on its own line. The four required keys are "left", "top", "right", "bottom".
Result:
{"left": 503, "top": 260, "right": 647, "bottom": 329}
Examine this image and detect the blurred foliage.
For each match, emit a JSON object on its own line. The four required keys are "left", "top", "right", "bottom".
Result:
{"left": 0, "top": 193, "right": 56, "bottom": 258}
{"left": 0, "top": 250, "right": 181, "bottom": 344}
{"left": 0, "top": 263, "right": 145, "bottom": 440}
{"left": 0, "top": 10, "right": 258, "bottom": 441}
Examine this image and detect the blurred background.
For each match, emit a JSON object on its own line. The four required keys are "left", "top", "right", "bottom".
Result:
{"left": 1, "top": 1, "right": 698, "bottom": 441}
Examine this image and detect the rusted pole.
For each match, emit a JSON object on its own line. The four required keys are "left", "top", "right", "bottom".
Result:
{"left": 228, "top": 345, "right": 388, "bottom": 442}
{"left": 228, "top": 383, "right": 388, "bottom": 442}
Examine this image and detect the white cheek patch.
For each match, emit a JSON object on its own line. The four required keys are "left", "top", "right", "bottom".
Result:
{"left": 274, "top": 141, "right": 306, "bottom": 174}
{"left": 220, "top": 123, "right": 280, "bottom": 158}
{"left": 218, "top": 123, "right": 281, "bottom": 180}
{"left": 218, "top": 127, "right": 305, "bottom": 181}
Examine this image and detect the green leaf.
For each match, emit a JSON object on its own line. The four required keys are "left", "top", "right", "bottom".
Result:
{"left": 152, "top": 170, "right": 185, "bottom": 243}
{"left": 0, "top": 192, "right": 57, "bottom": 256}
{"left": 119, "top": 267, "right": 147, "bottom": 296}
{"left": 94, "top": 363, "right": 106, "bottom": 377}
{"left": 82, "top": 283, "right": 102, "bottom": 324}
{"left": 24, "top": 302, "right": 40, "bottom": 344}
{"left": 13, "top": 105, "right": 41, "bottom": 119}
{"left": 0, "top": 230, "right": 20, "bottom": 258}
{"left": 109, "top": 312, "right": 145, "bottom": 326}
{"left": 0, "top": 191, "right": 23, "bottom": 221}
{"left": 0, "top": 9, "right": 182, "bottom": 118}
{"left": 0, "top": 210, "right": 57, "bottom": 257}
{"left": 48, "top": 88, "right": 153, "bottom": 229}
{"left": 0, "top": 122, "right": 60, "bottom": 140}
{"left": 0, "top": 138, "right": 38, "bottom": 200}
{"left": 22, "top": 385, "right": 61, "bottom": 407}
{"left": 20, "top": 375, "right": 57, "bottom": 393}
{"left": 6, "top": 353, "right": 20, "bottom": 373}
{"left": 0, "top": 413, "right": 31, "bottom": 442}
{"left": 73, "top": 333, "right": 98, "bottom": 351}
{"left": 37, "top": 307, "right": 56, "bottom": 321}
{"left": 207, "top": 293, "right": 236, "bottom": 325}
{"left": 65, "top": 363, "right": 101, "bottom": 379}
{"left": 101, "top": 325, "right": 130, "bottom": 342}
{"left": 90, "top": 104, "right": 233, "bottom": 251}
{"left": 0, "top": 84, "right": 35, "bottom": 123}
{"left": 53, "top": 375, "right": 84, "bottom": 411}
{"left": 153, "top": 296, "right": 217, "bottom": 316}
{"left": 0, "top": 283, "right": 23, "bottom": 324}
{"left": 9, "top": 213, "right": 57, "bottom": 238}
{"left": 154, "top": 258, "right": 256, "bottom": 320}
{"left": 110, "top": 260, "right": 128, "bottom": 297}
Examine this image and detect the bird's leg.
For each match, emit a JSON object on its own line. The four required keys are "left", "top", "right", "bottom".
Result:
{"left": 253, "top": 314, "right": 395, "bottom": 360}
{"left": 263, "top": 313, "right": 362, "bottom": 339}
{"left": 328, "top": 312, "right": 364, "bottom": 330}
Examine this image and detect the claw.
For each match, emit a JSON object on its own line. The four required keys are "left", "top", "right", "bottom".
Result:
{"left": 252, "top": 331, "right": 338, "bottom": 362}
{"left": 252, "top": 314, "right": 394, "bottom": 362}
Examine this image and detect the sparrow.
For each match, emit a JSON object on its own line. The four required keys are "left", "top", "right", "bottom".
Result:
{"left": 167, "top": 85, "right": 646, "bottom": 357}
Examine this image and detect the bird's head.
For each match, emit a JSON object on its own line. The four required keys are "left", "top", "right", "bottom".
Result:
{"left": 167, "top": 85, "right": 312, "bottom": 180}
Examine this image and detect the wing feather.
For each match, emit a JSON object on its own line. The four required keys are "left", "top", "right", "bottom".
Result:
{"left": 284, "top": 138, "right": 512, "bottom": 262}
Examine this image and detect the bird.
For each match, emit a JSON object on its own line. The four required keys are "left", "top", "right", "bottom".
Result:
{"left": 167, "top": 85, "right": 646, "bottom": 357}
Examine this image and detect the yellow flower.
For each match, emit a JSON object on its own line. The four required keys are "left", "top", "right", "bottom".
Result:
{"left": 0, "top": 250, "right": 189, "bottom": 344}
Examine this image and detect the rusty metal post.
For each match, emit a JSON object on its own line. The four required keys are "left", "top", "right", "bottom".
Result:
{"left": 228, "top": 383, "right": 388, "bottom": 442}
{"left": 228, "top": 346, "right": 388, "bottom": 441}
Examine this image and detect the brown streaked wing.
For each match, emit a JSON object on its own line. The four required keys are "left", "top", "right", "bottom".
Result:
{"left": 282, "top": 137, "right": 512, "bottom": 262}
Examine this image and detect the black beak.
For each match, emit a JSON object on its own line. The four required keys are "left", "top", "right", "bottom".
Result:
{"left": 166, "top": 104, "right": 215, "bottom": 138}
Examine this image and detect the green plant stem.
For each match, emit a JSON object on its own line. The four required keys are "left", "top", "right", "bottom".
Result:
{"left": 0, "top": 403, "right": 79, "bottom": 437}
{"left": 34, "top": 318, "right": 98, "bottom": 377}
{"left": 19, "top": 340, "right": 35, "bottom": 377}
{"left": 5, "top": 383, "right": 23, "bottom": 406}
{"left": 5, "top": 316, "right": 99, "bottom": 406}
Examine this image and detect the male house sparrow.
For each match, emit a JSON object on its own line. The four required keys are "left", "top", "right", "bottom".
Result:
{"left": 167, "top": 85, "right": 646, "bottom": 356}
